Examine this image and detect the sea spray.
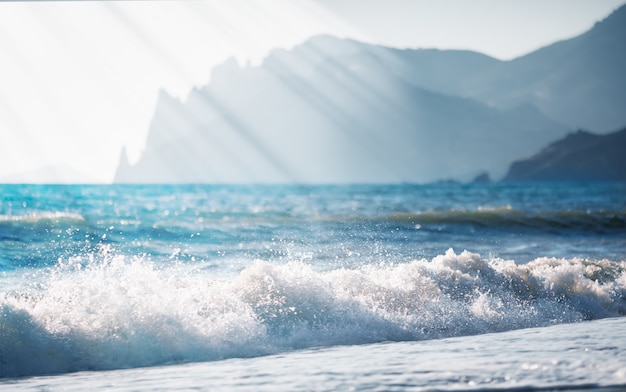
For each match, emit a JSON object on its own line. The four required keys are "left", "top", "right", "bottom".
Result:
{"left": 2, "top": 248, "right": 624, "bottom": 378}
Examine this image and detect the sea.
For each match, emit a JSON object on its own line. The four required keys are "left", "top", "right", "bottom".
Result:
{"left": 1, "top": 182, "right": 625, "bottom": 391}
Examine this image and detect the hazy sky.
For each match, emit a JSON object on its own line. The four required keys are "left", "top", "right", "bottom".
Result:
{"left": 1, "top": 0, "right": 624, "bottom": 183}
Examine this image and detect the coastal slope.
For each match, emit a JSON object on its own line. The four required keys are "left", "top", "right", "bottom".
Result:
{"left": 502, "top": 127, "right": 626, "bottom": 182}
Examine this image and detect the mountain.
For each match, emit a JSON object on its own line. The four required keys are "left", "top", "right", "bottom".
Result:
{"left": 332, "top": 5, "right": 626, "bottom": 132}
{"left": 115, "top": 36, "right": 568, "bottom": 184}
{"left": 115, "top": 5, "right": 626, "bottom": 184}
{"left": 455, "top": 5, "right": 626, "bottom": 132}
{"left": 502, "top": 127, "right": 626, "bottom": 182}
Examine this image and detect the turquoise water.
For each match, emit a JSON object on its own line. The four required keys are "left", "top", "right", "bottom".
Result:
{"left": 1, "top": 183, "right": 625, "bottom": 389}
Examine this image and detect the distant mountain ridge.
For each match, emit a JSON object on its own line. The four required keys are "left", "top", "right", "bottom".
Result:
{"left": 502, "top": 127, "right": 626, "bottom": 182}
{"left": 375, "top": 4, "right": 626, "bottom": 132}
{"left": 115, "top": 5, "right": 626, "bottom": 184}
{"left": 114, "top": 45, "right": 566, "bottom": 183}
{"left": 457, "top": 4, "right": 626, "bottom": 133}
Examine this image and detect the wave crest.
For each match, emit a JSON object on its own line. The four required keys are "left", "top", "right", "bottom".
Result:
{"left": 1, "top": 250, "right": 624, "bottom": 377}
{"left": 388, "top": 208, "right": 626, "bottom": 232}
{"left": 0, "top": 211, "right": 85, "bottom": 225}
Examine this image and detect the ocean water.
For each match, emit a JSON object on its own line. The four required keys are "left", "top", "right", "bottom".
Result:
{"left": 1, "top": 183, "right": 625, "bottom": 390}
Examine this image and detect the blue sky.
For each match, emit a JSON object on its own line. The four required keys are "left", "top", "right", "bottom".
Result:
{"left": 0, "top": 0, "right": 623, "bottom": 183}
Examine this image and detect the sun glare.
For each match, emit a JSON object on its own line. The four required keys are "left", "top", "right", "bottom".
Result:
{"left": 0, "top": 0, "right": 360, "bottom": 183}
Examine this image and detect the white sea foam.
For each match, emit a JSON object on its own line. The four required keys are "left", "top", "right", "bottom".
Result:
{"left": 0, "top": 211, "right": 85, "bottom": 223}
{"left": 1, "top": 249, "right": 624, "bottom": 378}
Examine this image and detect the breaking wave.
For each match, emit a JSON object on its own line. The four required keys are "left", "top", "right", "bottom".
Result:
{"left": 1, "top": 249, "right": 624, "bottom": 378}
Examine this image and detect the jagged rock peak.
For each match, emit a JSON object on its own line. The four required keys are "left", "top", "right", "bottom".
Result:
{"left": 113, "top": 147, "right": 132, "bottom": 183}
